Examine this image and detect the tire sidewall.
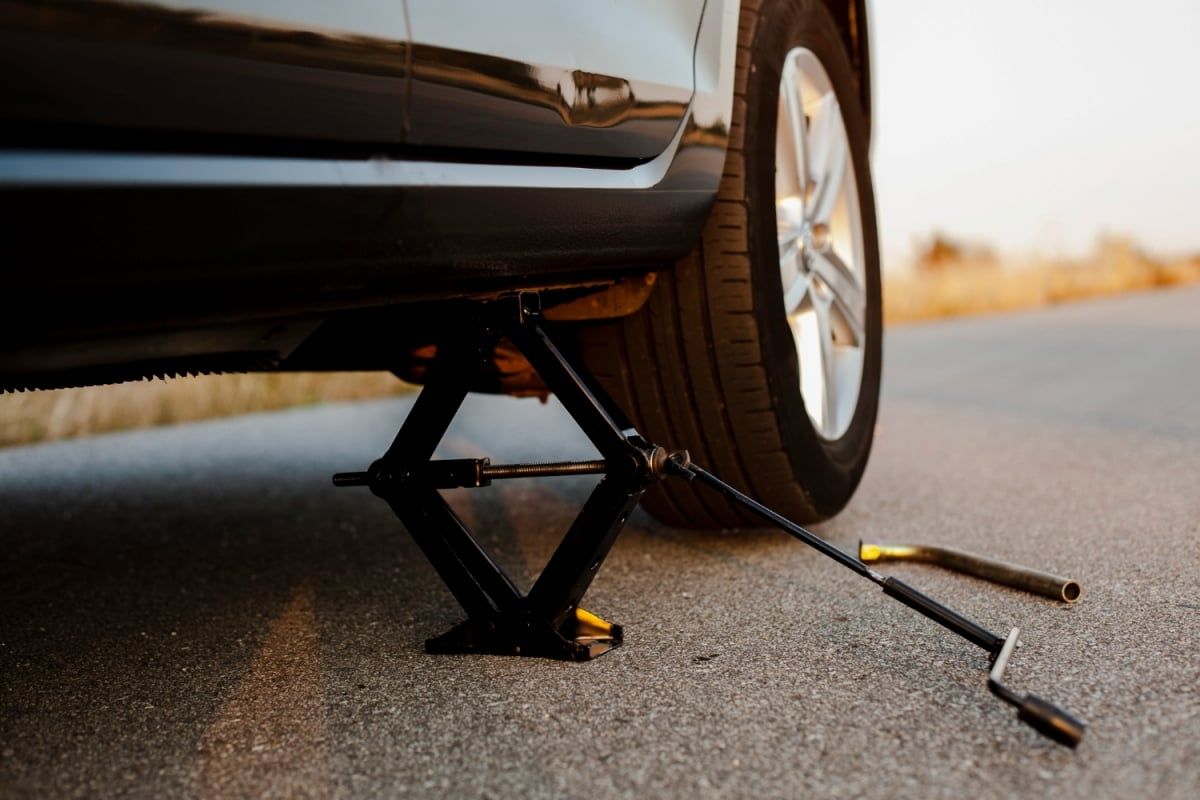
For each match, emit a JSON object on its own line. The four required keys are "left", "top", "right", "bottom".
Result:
{"left": 744, "top": 0, "right": 883, "bottom": 515}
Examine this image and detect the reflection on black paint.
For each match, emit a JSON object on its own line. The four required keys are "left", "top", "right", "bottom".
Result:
{"left": 406, "top": 44, "right": 690, "bottom": 161}
{"left": 0, "top": 0, "right": 410, "bottom": 153}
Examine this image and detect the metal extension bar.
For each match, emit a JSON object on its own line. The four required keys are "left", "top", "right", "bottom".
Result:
{"left": 859, "top": 541, "right": 1082, "bottom": 603}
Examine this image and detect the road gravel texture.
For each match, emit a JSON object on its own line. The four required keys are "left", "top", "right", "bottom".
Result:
{"left": 2, "top": 286, "right": 1198, "bottom": 798}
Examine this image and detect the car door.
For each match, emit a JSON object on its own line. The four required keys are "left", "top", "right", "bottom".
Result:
{"left": 403, "top": 0, "right": 704, "bottom": 163}
{"left": 0, "top": 0, "right": 410, "bottom": 153}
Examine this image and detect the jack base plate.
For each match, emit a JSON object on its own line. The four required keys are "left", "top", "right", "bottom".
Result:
{"left": 425, "top": 607, "right": 622, "bottom": 662}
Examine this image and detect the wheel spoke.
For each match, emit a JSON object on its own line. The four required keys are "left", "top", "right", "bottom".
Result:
{"left": 779, "top": 238, "right": 803, "bottom": 309}
{"left": 779, "top": 231, "right": 799, "bottom": 260}
{"left": 777, "top": 212, "right": 802, "bottom": 255}
{"left": 810, "top": 249, "right": 865, "bottom": 344}
{"left": 783, "top": 272, "right": 809, "bottom": 313}
{"left": 814, "top": 298, "right": 838, "bottom": 436}
{"left": 779, "top": 61, "right": 810, "bottom": 194}
{"left": 775, "top": 109, "right": 803, "bottom": 201}
{"left": 807, "top": 95, "right": 848, "bottom": 225}
{"left": 792, "top": 309, "right": 824, "bottom": 434}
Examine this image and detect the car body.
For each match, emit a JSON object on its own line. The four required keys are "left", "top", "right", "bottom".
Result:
{"left": 0, "top": 0, "right": 870, "bottom": 392}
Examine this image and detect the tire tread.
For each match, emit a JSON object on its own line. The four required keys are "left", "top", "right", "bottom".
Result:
{"left": 580, "top": 0, "right": 874, "bottom": 529}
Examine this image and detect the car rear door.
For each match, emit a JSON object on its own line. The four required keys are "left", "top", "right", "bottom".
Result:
{"left": 0, "top": 0, "right": 410, "bottom": 154}
{"left": 403, "top": 0, "right": 704, "bottom": 164}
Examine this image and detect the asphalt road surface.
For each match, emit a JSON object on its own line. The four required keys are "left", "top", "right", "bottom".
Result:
{"left": 2, "top": 286, "right": 1198, "bottom": 799}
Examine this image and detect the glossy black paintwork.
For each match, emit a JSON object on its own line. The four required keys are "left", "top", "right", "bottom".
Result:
{"left": 0, "top": 0, "right": 738, "bottom": 388}
{"left": 0, "top": 1, "right": 877, "bottom": 390}
{"left": 0, "top": 0, "right": 698, "bottom": 164}
{"left": 401, "top": 0, "right": 699, "bottom": 161}
{"left": 0, "top": 0, "right": 411, "bottom": 155}
{"left": 405, "top": 45, "right": 690, "bottom": 162}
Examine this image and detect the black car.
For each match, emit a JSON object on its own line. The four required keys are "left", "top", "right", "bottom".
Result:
{"left": 0, "top": 0, "right": 879, "bottom": 529}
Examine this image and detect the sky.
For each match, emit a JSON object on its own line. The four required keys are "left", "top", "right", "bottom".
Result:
{"left": 870, "top": 0, "right": 1200, "bottom": 263}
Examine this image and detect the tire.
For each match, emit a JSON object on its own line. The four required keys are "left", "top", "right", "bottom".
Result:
{"left": 579, "top": 0, "right": 882, "bottom": 530}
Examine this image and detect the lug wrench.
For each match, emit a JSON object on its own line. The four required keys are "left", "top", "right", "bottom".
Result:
{"left": 336, "top": 299, "right": 1084, "bottom": 746}
{"left": 665, "top": 452, "right": 1086, "bottom": 748}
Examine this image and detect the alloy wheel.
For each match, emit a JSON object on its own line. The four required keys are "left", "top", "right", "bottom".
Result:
{"left": 774, "top": 47, "right": 868, "bottom": 440}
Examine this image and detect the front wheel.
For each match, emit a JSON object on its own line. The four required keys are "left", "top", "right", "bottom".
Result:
{"left": 580, "top": 0, "right": 881, "bottom": 529}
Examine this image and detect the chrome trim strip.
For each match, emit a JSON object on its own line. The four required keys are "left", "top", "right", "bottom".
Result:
{"left": 0, "top": 104, "right": 691, "bottom": 191}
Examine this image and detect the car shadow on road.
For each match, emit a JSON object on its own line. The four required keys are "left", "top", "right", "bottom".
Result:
{"left": 0, "top": 431, "right": 502, "bottom": 793}
{"left": 0, "top": 399, "right": 846, "bottom": 796}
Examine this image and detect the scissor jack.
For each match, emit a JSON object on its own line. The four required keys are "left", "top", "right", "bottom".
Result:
{"left": 334, "top": 294, "right": 1085, "bottom": 747}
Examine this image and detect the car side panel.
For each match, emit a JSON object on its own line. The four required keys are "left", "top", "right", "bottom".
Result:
{"left": 0, "top": 0, "right": 410, "bottom": 154}
{"left": 0, "top": 1, "right": 742, "bottom": 388}
{"left": 404, "top": 0, "right": 702, "bottom": 162}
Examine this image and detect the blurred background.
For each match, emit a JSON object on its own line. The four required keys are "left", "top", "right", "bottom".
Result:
{"left": 875, "top": 0, "right": 1200, "bottom": 263}
{"left": 3, "top": 0, "right": 1199, "bottom": 447}
{"left": 874, "top": 0, "right": 1200, "bottom": 320}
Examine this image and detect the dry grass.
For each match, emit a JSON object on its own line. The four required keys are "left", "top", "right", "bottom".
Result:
{"left": 3, "top": 237, "right": 1197, "bottom": 449}
{"left": 884, "top": 236, "right": 1200, "bottom": 324}
{"left": 0, "top": 372, "right": 412, "bottom": 449}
